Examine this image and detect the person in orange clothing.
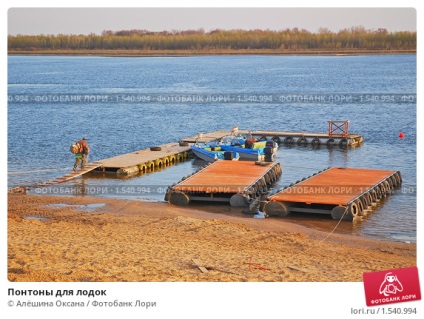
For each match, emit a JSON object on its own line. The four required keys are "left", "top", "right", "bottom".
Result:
{"left": 73, "top": 137, "right": 90, "bottom": 172}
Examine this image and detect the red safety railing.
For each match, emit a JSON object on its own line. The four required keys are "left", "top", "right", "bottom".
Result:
{"left": 328, "top": 120, "right": 349, "bottom": 137}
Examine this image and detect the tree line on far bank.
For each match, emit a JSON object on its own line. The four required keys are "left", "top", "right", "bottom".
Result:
{"left": 8, "top": 27, "right": 416, "bottom": 52}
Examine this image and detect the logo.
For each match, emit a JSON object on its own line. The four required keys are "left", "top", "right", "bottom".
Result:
{"left": 379, "top": 272, "right": 403, "bottom": 296}
{"left": 363, "top": 267, "right": 421, "bottom": 306}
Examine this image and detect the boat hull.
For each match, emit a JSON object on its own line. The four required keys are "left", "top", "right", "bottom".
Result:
{"left": 219, "top": 145, "right": 264, "bottom": 161}
{"left": 191, "top": 146, "right": 239, "bottom": 162}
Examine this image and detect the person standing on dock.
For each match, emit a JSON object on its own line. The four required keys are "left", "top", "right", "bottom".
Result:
{"left": 73, "top": 137, "right": 90, "bottom": 172}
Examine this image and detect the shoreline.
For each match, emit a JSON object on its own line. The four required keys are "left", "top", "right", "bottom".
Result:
{"left": 8, "top": 49, "right": 416, "bottom": 57}
{"left": 8, "top": 193, "right": 416, "bottom": 282}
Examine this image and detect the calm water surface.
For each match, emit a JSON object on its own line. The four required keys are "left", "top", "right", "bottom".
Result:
{"left": 8, "top": 55, "right": 417, "bottom": 243}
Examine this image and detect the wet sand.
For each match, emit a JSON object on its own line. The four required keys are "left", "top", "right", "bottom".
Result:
{"left": 8, "top": 193, "right": 416, "bottom": 282}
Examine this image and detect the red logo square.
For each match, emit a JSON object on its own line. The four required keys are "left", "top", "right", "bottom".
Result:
{"left": 363, "top": 267, "right": 421, "bottom": 306}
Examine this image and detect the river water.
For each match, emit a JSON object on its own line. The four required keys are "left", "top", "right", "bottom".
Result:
{"left": 7, "top": 54, "right": 417, "bottom": 243}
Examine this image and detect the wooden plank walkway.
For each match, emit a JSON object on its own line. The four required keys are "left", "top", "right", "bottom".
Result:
{"left": 99, "top": 142, "right": 191, "bottom": 174}
{"left": 264, "top": 167, "right": 402, "bottom": 221}
{"left": 32, "top": 162, "right": 103, "bottom": 187}
{"left": 166, "top": 161, "right": 282, "bottom": 206}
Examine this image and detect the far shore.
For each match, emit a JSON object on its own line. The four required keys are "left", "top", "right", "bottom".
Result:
{"left": 7, "top": 49, "right": 416, "bottom": 57}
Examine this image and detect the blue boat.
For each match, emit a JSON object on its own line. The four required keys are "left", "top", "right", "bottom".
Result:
{"left": 219, "top": 136, "right": 278, "bottom": 161}
{"left": 191, "top": 143, "right": 240, "bottom": 162}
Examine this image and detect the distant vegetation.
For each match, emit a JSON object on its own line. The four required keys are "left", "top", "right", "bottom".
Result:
{"left": 8, "top": 27, "right": 416, "bottom": 54}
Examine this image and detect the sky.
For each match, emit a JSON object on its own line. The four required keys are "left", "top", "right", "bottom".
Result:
{"left": 7, "top": 7, "right": 416, "bottom": 35}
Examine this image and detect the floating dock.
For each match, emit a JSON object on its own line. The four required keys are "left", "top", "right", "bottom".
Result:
{"left": 183, "top": 121, "right": 364, "bottom": 148}
{"left": 11, "top": 124, "right": 363, "bottom": 191}
{"left": 251, "top": 130, "right": 363, "bottom": 148}
{"left": 98, "top": 141, "right": 191, "bottom": 175}
{"left": 165, "top": 161, "right": 282, "bottom": 206}
{"left": 264, "top": 167, "right": 402, "bottom": 221}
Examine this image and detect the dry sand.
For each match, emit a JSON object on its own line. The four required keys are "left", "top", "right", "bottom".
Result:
{"left": 8, "top": 193, "right": 416, "bottom": 282}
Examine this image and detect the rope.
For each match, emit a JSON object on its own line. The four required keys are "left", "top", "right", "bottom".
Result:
{"left": 291, "top": 206, "right": 348, "bottom": 255}
{"left": 232, "top": 202, "right": 349, "bottom": 274}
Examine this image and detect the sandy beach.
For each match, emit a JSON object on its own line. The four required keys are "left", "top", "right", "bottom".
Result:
{"left": 7, "top": 193, "right": 416, "bottom": 282}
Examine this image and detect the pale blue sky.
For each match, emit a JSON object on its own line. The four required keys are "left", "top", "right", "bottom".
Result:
{"left": 8, "top": 7, "right": 416, "bottom": 35}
